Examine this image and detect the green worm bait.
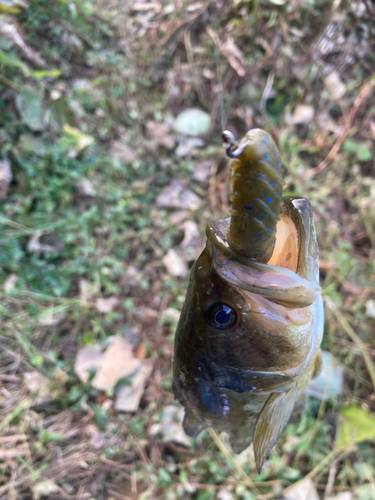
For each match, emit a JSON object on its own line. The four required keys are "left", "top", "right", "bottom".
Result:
{"left": 173, "top": 129, "right": 323, "bottom": 471}
{"left": 223, "top": 129, "right": 284, "bottom": 263}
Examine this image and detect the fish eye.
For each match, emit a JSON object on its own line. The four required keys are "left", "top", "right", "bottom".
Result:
{"left": 206, "top": 303, "right": 237, "bottom": 330}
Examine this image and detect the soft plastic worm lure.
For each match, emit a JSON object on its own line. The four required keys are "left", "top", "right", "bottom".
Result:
{"left": 173, "top": 129, "right": 323, "bottom": 471}
{"left": 222, "top": 129, "right": 284, "bottom": 263}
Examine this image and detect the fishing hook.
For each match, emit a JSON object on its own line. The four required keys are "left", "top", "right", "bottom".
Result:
{"left": 222, "top": 130, "right": 250, "bottom": 158}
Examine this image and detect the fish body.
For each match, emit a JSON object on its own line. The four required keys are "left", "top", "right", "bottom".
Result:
{"left": 172, "top": 130, "right": 323, "bottom": 470}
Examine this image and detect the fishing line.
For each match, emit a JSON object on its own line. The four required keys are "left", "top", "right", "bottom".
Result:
{"left": 210, "top": 0, "right": 226, "bottom": 132}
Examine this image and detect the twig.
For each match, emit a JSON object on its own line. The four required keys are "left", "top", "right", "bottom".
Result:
{"left": 284, "top": 447, "right": 355, "bottom": 496}
{"left": 0, "top": 215, "right": 28, "bottom": 230}
{"left": 283, "top": 450, "right": 335, "bottom": 495}
{"left": 307, "top": 77, "right": 375, "bottom": 177}
{"left": 0, "top": 398, "right": 31, "bottom": 432}
{"left": 208, "top": 160, "right": 220, "bottom": 217}
{"left": 294, "top": 390, "right": 328, "bottom": 462}
{"left": 101, "top": 458, "right": 134, "bottom": 471}
{"left": 217, "top": 181, "right": 228, "bottom": 214}
{"left": 184, "top": 29, "right": 210, "bottom": 109}
{"left": 324, "top": 456, "right": 338, "bottom": 499}
{"left": 260, "top": 71, "right": 275, "bottom": 116}
{"left": 0, "top": 74, "right": 23, "bottom": 92}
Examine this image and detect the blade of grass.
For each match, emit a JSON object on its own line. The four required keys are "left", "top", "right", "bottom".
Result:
{"left": 0, "top": 398, "right": 31, "bottom": 432}
{"left": 207, "top": 427, "right": 267, "bottom": 499}
{"left": 325, "top": 296, "right": 375, "bottom": 390}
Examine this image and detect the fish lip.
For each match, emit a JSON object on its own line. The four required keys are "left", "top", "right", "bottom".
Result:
{"left": 211, "top": 242, "right": 320, "bottom": 308}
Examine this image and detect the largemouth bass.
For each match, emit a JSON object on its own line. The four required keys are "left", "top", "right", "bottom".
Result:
{"left": 172, "top": 129, "right": 323, "bottom": 471}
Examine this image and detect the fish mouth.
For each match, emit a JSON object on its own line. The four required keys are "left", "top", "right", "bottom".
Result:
{"left": 206, "top": 199, "right": 321, "bottom": 309}
{"left": 211, "top": 242, "right": 319, "bottom": 308}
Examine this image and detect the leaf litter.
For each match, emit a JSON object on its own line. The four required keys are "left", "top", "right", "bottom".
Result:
{"left": 75, "top": 336, "right": 153, "bottom": 412}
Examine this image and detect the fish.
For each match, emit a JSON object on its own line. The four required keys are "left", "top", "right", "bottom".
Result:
{"left": 172, "top": 128, "right": 324, "bottom": 471}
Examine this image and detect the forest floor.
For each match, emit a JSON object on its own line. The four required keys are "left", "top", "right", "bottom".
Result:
{"left": 1, "top": 1, "right": 375, "bottom": 499}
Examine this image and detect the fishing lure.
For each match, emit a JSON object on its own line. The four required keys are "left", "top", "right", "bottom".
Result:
{"left": 173, "top": 129, "right": 324, "bottom": 471}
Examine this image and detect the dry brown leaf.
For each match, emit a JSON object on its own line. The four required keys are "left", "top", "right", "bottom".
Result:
{"left": 217, "top": 489, "right": 232, "bottom": 500}
{"left": 76, "top": 178, "right": 96, "bottom": 196}
{"left": 74, "top": 345, "right": 103, "bottom": 383}
{"left": 131, "top": 2, "right": 162, "bottom": 12}
{"left": 0, "top": 158, "right": 12, "bottom": 197}
{"left": 326, "top": 493, "right": 352, "bottom": 500}
{"left": 27, "top": 230, "right": 63, "bottom": 254}
{"left": 169, "top": 210, "right": 190, "bottom": 226}
{"left": 31, "top": 481, "right": 59, "bottom": 500}
{"left": 4, "top": 273, "right": 17, "bottom": 294}
{"left": 284, "top": 478, "right": 319, "bottom": 500}
{"left": 0, "top": 446, "right": 30, "bottom": 459}
{"left": 110, "top": 141, "right": 137, "bottom": 163}
{"left": 24, "top": 371, "right": 51, "bottom": 404}
{"left": 146, "top": 120, "right": 175, "bottom": 149}
{"left": 192, "top": 159, "right": 212, "bottom": 183}
{"left": 135, "top": 306, "right": 159, "bottom": 323}
{"left": 79, "top": 278, "right": 99, "bottom": 302}
{"left": 134, "top": 342, "right": 147, "bottom": 359}
{"left": 114, "top": 359, "right": 153, "bottom": 412}
{"left": 220, "top": 37, "right": 246, "bottom": 77}
{"left": 162, "top": 248, "right": 187, "bottom": 278}
{"left": 95, "top": 296, "right": 120, "bottom": 313}
{"left": 123, "top": 326, "right": 142, "bottom": 347}
{"left": 180, "top": 220, "right": 199, "bottom": 248}
{"left": 0, "top": 17, "right": 46, "bottom": 67}
{"left": 324, "top": 71, "right": 346, "bottom": 100}
{"left": 289, "top": 104, "right": 315, "bottom": 125}
{"left": 156, "top": 180, "right": 200, "bottom": 210}
{"left": 91, "top": 337, "right": 140, "bottom": 391}
{"left": 202, "top": 68, "right": 215, "bottom": 80}
{"left": 160, "top": 307, "right": 180, "bottom": 324}
{"left": 149, "top": 405, "right": 191, "bottom": 447}
{"left": 175, "top": 137, "right": 204, "bottom": 157}
{"left": 38, "top": 310, "right": 67, "bottom": 326}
